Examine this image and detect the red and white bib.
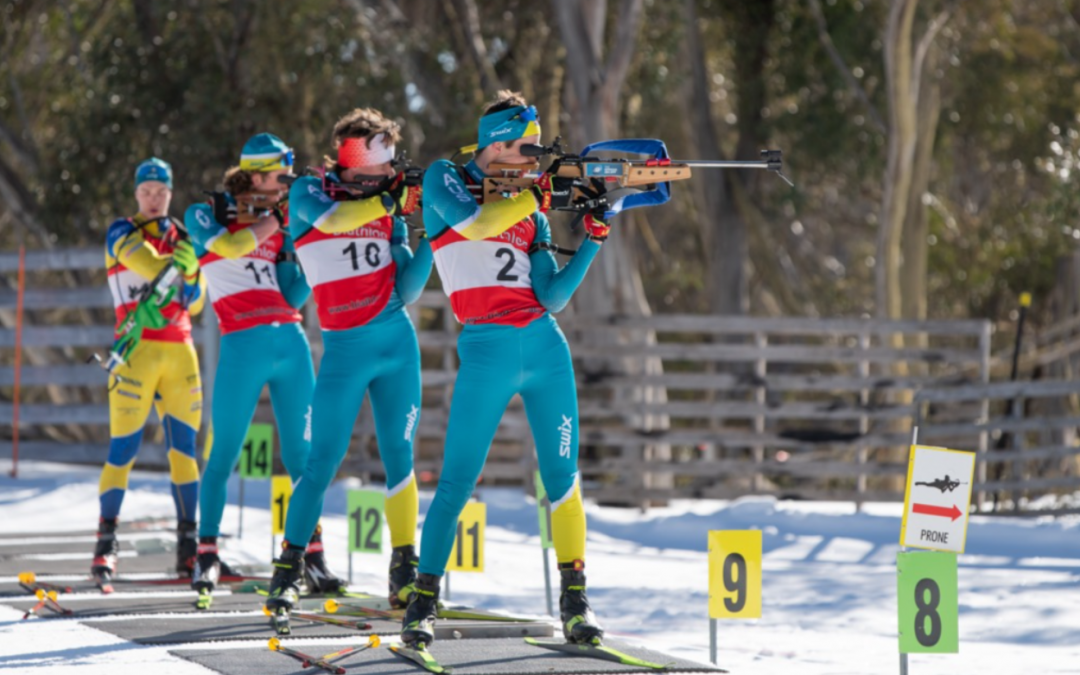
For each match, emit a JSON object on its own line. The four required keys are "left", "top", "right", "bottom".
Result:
{"left": 430, "top": 217, "right": 546, "bottom": 327}
{"left": 107, "top": 224, "right": 193, "bottom": 344}
{"left": 198, "top": 220, "right": 302, "bottom": 335}
{"left": 294, "top": 214, "right": 396, "bottom": 330}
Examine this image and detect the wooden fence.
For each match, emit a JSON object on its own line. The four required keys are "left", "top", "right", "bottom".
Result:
{"left": 11, "top": 246, "right": 1077, "bottom": 513}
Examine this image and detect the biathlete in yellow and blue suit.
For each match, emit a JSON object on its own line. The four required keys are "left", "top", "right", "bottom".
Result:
{"left": 400, "top": 91, "right": 611, "bottom": 647}
{"left": 93, "top": 158, "right": 208, "bottom": 587}
{"left": 184, "top": 133, "right": 346, "bottom": 596}
{"left": 264, "top": 108, "right": 430, "bottom": 615}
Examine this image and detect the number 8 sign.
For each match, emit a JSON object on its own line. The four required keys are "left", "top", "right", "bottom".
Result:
{"left": 897, "top": 551, "right": 958, "bottom": 653}
{"left": 348, "top": 490, "right": 385, "bottom": 554}
{"left": 708, "top": 530, "right": 762, "bottom": 619}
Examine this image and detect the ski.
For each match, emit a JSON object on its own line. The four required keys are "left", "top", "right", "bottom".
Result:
{"left": 323, "top": 598, "right": 402, "bottom": 620}
{"left": 268, "top": 634, "right": 380, "bottom": 674}
{"left": 195, "top": 589, "right": 213, "bottom": 610}
{"left": 324, "top": 599, "right": 532, "bottom": 624}
{"left": 390, "top": 643, "right": 452, "bottom": 674}
{"left": 116, "top": 574, "right": 267, "bottom": 587}
{"left": 292, "top": 611, "right": 373, "bottom": 631}
{"left": 17, "top": 572, "right": 72, "bottom": 596}
{"left": 524, "top": 638, "right": 672, "bottom": 670}
{"left": 22, "top": 589, "right": 73, "bottom": 620}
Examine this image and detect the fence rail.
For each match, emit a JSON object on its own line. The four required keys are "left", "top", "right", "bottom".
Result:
{"left": 6, "top": 246, "right": 1077, "bottom": 515}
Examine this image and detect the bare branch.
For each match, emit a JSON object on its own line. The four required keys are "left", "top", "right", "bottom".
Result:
{"left": 807, "top": 0, "right": 886, "bottom": 134}
{"left": 449, "top": 0, "right": 503, "bottom": 95}
{"left": 911, "top": 9, "right": 951, "bottom": 104}
{"left": 553, "top": 0, "right": 603, "bottom": 106}
{"left": 602, "top": 0, "right": 644, "bottom": 98}
{"left": 0, "top": 153, "right": 50, "bottom": 248}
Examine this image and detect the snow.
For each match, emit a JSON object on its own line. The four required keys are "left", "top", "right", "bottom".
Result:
{"left": 1, "top": 460, "right": 1079, "bottom": 674}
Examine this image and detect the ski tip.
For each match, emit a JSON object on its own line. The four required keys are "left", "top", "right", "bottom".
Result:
{"left": 368, "top": 634, "right": 381, "bottom": 648}
{"left": 18, "top": 571, "right": 35, "bottom": 584}
{"left": 324, "top": 598, "right": 339, "bottom": 614}
{"left": 267, "top": 637, "right": 281, "bottom": 651}
{"left": 261, "top": 605, "right": 272, "bottom": 616}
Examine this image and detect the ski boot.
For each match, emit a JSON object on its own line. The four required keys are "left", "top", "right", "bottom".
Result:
{"left": 90, "top": 518, "right": 119, "bottom": 593}
{"left": 303, "top": 524, "right": 348, "bottom": 594}
{"left": 559, "top": 561, "right": 604, "bottom": 644}
{"left": 266, "top": 545, "right": 306, "bottom": 635}
{"left": 400, "top": 573, "right": 440, "bottom": 647}
{"left": 389, "top": 544, "right": 418, "bottom": 609}
{"left": 175, "top": 519, "right": 198, "bottom": 578}
{"left": 191, "top": 537, "right": 235, "bottom": 609}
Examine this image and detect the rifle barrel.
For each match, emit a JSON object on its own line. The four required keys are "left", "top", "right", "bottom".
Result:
{"left": 675, "top": 160, "right": 775, "bottom": 169}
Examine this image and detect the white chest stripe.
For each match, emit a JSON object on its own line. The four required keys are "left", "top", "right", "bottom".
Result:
{"left": 201, "top": 257, "right": 279, "bottom": 301}
{"left": 297, "top": 236, "right": 393, "bottom": 287}
{"left": 433, "top": 240, "right": 532, "bottom": 295}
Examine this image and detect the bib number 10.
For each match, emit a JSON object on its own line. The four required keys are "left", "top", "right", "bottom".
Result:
{"left": 344, "top": 241, "right": 381, "bottom": 270}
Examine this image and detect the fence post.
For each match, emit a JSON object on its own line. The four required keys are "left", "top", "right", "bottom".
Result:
{"left": 10, "top": 245, "right": 25, "bottom": 479}
{"left": 855, "top": 330, "right": 871, "bottom": 510}
{"left": 752, "top": 332, "right": 767, "bottom": 491}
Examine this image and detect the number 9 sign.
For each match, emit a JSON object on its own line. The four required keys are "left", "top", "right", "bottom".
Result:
{"left": 708, "top": 530, "right": 762, "bottom": 619}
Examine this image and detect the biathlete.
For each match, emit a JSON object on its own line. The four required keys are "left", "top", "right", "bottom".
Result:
{"left": 400, "top": 91, "right": 610, "bottom": 646}
{"left": 94, "top": 158, "right": 208, "bottom": 587}
{"left": 264, "top": 108, "right": 431, "bottom": 613}
{"left": 183, "top": 133, "right": 343, "bottom": 596}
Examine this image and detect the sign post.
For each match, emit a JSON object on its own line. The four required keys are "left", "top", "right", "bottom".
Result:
{"left": 707, "top": 530, "right": 762, "bottom": 666}
{"left": 535, "top": 470, "right": 555, "bottom": 616}
{"left": 347, "top": 490, "right": 385, "bottom": 584}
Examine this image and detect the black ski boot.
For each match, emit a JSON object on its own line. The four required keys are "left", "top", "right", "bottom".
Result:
{"left": 400, "top": 573, "right": 440, "bottom": 647}
{"left": 559, "top": 561, "right": 604, "bottom": 644}
{"left": 266, "top": 545, "right": 306, "bottom": 611}
{"left": 303, "top": 524, "right": 348, "bottom": 594}
{"left": 389, "top": 544, "right": 418, "bottom": 609}
{"left": 90, "top": 518, "right": 119, "bottom": 592}
{"left": 176, "top": 520, "right": 198, "bottom": 578}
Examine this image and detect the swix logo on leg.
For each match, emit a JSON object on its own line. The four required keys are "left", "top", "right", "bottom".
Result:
{"left": 303, "top": 405, "right": 312, "bottom": 442}
{"left": 558, "top": 414, "right": 574, "bottom": 458}
{"left": 404, "top": 405, "right": 419, "bottom": 441}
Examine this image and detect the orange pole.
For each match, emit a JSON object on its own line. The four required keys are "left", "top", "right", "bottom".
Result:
{"left": 11, "top": 245, "right": 25, "bottom": 478}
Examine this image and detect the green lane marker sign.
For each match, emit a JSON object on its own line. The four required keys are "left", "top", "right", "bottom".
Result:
{"left": 348, "top": 490, "right": 385, "bottom": 554}
{"left": 239, "top": 423, "right": 273, "bottom": 479}
{"left": 897, "top": 551, "right": 959, "bottom": 654}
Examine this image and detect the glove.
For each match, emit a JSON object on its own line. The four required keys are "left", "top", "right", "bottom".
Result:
{"left": 388, "top": 173, "right": 423, "bottom": 216}
{"left": 172, "top": 240, "right": 200, "bottom": 281}
{"left": 583, "top": 213, "right": 610, "bottom": 242}
{"left": 529, "top": 170, "right": 575, "bottom": 213}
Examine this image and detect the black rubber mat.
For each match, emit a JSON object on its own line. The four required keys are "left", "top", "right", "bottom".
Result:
{"left": 171, "top": 637, "right": 722, "bottom": 675}
{"left": 1, "top": 590, "right": 267, "bottom": 617}
{"left": 0, "top": 552, "right": 176, "bottom": 576}
{"left": 0, "top": 520, "right": 173, "bottom": 539}
{"left": 87, "top": 612, "right": 553, "bottom": 644}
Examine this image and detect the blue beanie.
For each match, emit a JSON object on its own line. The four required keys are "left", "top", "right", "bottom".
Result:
{"left": 134, "top": 157, "right": 173, "bottom": 189}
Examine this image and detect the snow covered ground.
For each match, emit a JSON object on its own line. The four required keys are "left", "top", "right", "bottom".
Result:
{"left": 1, "top": 460, "right": 1078, "bottom": 674}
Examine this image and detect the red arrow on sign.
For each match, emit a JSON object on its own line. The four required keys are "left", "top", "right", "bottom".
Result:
{"left": 912, "top": 503, "right": 963, "bottom": 521}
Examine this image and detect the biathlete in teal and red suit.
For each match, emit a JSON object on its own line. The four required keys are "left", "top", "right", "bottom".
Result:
{"left": 400, "top": 91, "right": 611, "bottom": 647}
{"left": 264, "top": 108, "right": 431, "bottom": 614}
{"left": 185, "top": 133, "right": 343, "bottom": 598}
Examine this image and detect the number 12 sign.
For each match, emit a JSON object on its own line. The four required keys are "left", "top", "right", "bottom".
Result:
{"left": 708, "top": 530, "right": 762, "bottom": 619}
{"left": 348, "top": 490, "right": 385, "bottom": 554}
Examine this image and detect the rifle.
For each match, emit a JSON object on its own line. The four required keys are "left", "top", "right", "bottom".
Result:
{"left": 279, "top": 153, "right": 424, "bottom": 202}
{"left": 89, "top": 222, "right": 191, "bottom": 384}
{"left": 481, "top": 137, "right": 791, "bottom": 218}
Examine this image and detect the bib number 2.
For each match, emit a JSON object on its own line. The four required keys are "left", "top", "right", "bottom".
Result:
{"left": 495, "top": 247, "right": 518, "bottom": 282}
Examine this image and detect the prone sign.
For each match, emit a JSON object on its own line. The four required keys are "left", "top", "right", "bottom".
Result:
{"left": 900, "top": 445, "right": 976, "bottom": 553}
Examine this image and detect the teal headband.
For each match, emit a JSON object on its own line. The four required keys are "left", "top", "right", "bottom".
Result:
{"left": 465, "top": 105, "right": 542, "bottom": 153}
